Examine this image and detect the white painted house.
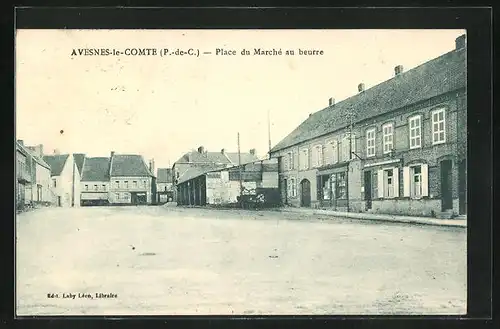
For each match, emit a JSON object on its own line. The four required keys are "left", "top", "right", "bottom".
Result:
{"left": 43, "top": 152, "right": 82, "bottom": 207}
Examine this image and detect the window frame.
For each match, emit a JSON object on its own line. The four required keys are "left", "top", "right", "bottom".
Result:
{"left": 289, "top": 177, "right": 297, "bottom": 198}
{"left": 431, "top": 108, "right": 446, "bottom": 145}
{"left": 366, "top": 128, "right": 376, "bottom": 158}
{"left": 300, "top": 148, "right": 309, "bottom": 170}
{"left": 313, "top": 144, "right": 323, "bottom": 168}
{"left": 408, "top": 114, "right": 422, "bottom": 149}
{"left": 382, "top": 122, "right": 394, "bottom": 154}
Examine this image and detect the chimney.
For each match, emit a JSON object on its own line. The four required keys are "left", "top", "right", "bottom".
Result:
{"left": 249, "top": 149, "right": 256, "bottom": 156}
{"left": 37, "top": 144, "right": 44, "bottom": 157}
{"left": 394, "top": 65, "right": 404, "bottom": 76}
{"left": 110, "top": 151, "right": 115, "bottom": 158}
{"left": 197, "top": 146, "right": 204, "bottom": 154}
{"left": 455, "top": 34, "right": 466, "bottom": 50}
{"left": 149, "top": 159, "right": 155, "bottom": 174}
{"left": 17, "top": 140, "right": 24, "bottom": 146}
{"left": 221, "top": 148, "right": 225, "bottom": 154}
{"left": 53, "top": 148, "right": 60, "bottom": 155}
{"left": 329, "top": 97, "right": 335, "bottom": 106}
{"left": 358, "top": 83, "right": 365, "bottom": 93}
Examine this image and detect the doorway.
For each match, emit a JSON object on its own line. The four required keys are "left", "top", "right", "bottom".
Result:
{"left": 364, "top": 170, "right": 372, "bottom": 210}
{"left": 440, "top": 160, "right": 453, "bottom": 211}
{"left": 458, "top": 159, "right": 467, "bottom": 215}
{"left": 300, "top": 179, "right": 311, "bottom": 207}
{"left": 282, "top": 178, "right": 288, "bottom": 205}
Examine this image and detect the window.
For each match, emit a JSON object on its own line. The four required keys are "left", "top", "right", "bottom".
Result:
{"left": 403, "top": 164, "right": 428, "bottom": 198}
{"left": 332, "top": 140, "right": 338, "bottom": 164}
{"left": 409, "top": 115, "right": 422, "bottom": 149}
{"left": 350, "top": 134, "right": 356, "bottom": 160}
{"left": 143, "top": 180, "right": 147, "bottom": 187}
{"left": 102, "top": 185, "right": 106, "bottom": 191}
{"left": 300, "top": 148, "right": 309, "bottom": 170}
{"left": 321, "top": 175, "right": 332, "bottom": 200}
{"left": 53, "top": 179, "right": 57, "bottom": 188}
{"left": 287, "top": 152, "right": 294, "bottom": 170}
{"left": 115, "top": 193, "right": 120, "bottom": 200}
{"left": 313, "top": 145, "right": 323, "bottom": 167}
{"left": 335, "top": 172, "right": 347, "bottom": 199}
{"left": 341, "top": 136, "right": 350, "bottom": 162}
{"left": 94, "top": 184, "right": 98, "bottom": 191}
{"left": 366, "top": 128, "right": 376, "bottom": 157}
{"left": 288, "top": 178, "right": 297, "bottom": 197}
{"left": 377, "top": 168, "right": 399, "bottom": 198}
{"left": 133, "top": 181, "right": 138, "bottom": 188}
{"left": 115, "top": 180, "right": 120, "bottom": 188}
{"left": 124, "top": 181, "right": 129, "bottom": 189}
{"left": 432, "top": 108, "right": 446, "bottom": 144}
{"left": 383, "top": 123, "right": 394, "bottom": 154}
{"left": 84, "top": 184, "right": 88, "bottom": 191}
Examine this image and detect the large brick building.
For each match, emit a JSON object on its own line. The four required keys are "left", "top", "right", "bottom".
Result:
{"left": 270, "top": 34, "right": 467, "bottom": 218}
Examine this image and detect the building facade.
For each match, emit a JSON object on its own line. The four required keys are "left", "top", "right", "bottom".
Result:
{"left": 43, "top": 152, "right": 82, "bottom": 207}
{"left": 108, "top": 152, "right": 155, "bottom": 205}
{"left": 173, "top": 146, "right": 260, "bottom": 202}
{"left": 156, "top": 168, "right": 174, "bottom": 203}
{"left": 80, "top": 157, "right": 110, "bottom": 206}
{"left": 16, "top": 141, "right": 31, "bottom": 210}
{"left": 270, "top": 34, "right": 467, "bottom": 218}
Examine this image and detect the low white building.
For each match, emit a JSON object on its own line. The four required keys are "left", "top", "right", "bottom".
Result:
{"left": 43, "top": 151, "right": 81, "bottom": 207}
{"left": 80, "top": 157, "right": 110, "bottom": 206}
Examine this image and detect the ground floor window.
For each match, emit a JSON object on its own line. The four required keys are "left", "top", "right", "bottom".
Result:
{"left": 288, "top": 177, "right": 297, "bottom": 197}
{"left": 403, "top": 163, "right": 428, "bottom": 198}
{"left": 377, "top": 167, "right": 399, "bottom": 198}
{"left": 335, "top": 172, "right": 347, "bottom": 199}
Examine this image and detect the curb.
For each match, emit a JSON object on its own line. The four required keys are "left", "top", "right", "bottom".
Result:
{"left": 277, "top": 208, "right": 467, "bottom": 228}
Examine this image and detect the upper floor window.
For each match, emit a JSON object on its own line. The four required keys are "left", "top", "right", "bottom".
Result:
{"left": 143, "top": 180, "right": 147, "bottom": 187}
{"left": 84, "top": 184, "right": 88, "bottom": 191}
{"left": 350, "top": 134, "right": 356, "bottom": 160}
{"left": 124, "top": 181, "right": 129, "bottom": 189}
{"left": 341, "top": 136, "right": 350, "bottom": 162}
{"left": 133, "top": 181, "right": 138, "bottom": 188}
{"left": 286, "top": 151, "right": 294, "bottom": 170}
{"left": 409, "top": 115, "right": 422, "bottom": 149}
{"left": 53, "top": 179, "right": 57, "bottom": 188}
{"left": 102, "top": 184, "right": 106, "bottom": 191}
{"left": 366, "top": 128, "right": 376, "bottom": 157}
{"left": 432, "top": 108, "right": 446, "bottom": 145}
{"left": 115, "top": 180, "right": 120, "bottom": 188}
{"left": 300, "top": 148, "right": 309, "bottom": 170}
{"left": 313, "top": 145, "right": 323, "bottom": 168}
{"left": 94, "top": 184, "right": 98, "bottom": 191}
{"left": 383, "top": 123, "right": 394, "bottom": 154}
{"left": 332, "top": 140, "right": 338, "bottom": 164}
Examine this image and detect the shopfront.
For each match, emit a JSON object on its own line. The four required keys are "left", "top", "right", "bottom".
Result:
{"left": 317, "top": 164, "right": 349, "bottom": 210}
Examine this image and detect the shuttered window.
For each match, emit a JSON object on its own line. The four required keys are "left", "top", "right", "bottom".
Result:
{"left": 403, "top": 164, "right": 429, "bottom": 198}
{"left": 300, "top": 148, "right": 309, "bottom": 170}
{"left": 377, "top": 167, "right": 399, "bottom": 198}
{"left": 313, "top": 145, "right": 323, "bottom": 167}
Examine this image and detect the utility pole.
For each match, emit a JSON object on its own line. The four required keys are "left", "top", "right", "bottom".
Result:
{"left": 237, "top": 132, "right": 243, "bottom": 208}
{"left": 346, "top": 110, "right": 354, "bottom": 213}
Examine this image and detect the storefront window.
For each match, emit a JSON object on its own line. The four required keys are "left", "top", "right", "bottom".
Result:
{"left": 322, "top": 176, "right": 331, "bottom": 200}
{"left": 336, "top": 172, "right": 347, "bottom": 199}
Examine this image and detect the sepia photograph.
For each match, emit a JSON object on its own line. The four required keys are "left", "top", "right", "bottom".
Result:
{"left": 15, "top": 28, "right": 467, "bottom": 316}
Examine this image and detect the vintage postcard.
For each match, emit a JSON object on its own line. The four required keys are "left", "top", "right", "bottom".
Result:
{"left": 15, "top": 29, "right": 467, "bottom": 316}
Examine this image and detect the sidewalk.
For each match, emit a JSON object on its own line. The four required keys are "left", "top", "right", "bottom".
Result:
{"left": 276, "top": 207, "right": 467, "bottom": 228}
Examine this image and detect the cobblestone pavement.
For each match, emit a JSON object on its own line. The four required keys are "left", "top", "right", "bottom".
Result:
{"left": 16, "top": 206, "right": 467, "bottom": 316}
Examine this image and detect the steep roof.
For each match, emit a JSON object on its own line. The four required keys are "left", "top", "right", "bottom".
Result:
{"left": 157, "top": 168, "right": 173, "bottom": 183}
{"left": 270, "top": 47, "right": 466, "bottom": 153}
{"left": 177, "top": 163, "right": 227, "bottom": 184}
{"left": 81, "top": 157, "right": 110, "bottom": 182}
{"left": 225, "top": 152, "right": 259, "bottom": 165}
{"left": 18, "top": 142, "right": 51, "bottom": 169}
{"left": 110, "top": 154, "right": 153, "bottom": 177}
{"left": 175, "top": 151, "right": 232, "bottom": 165}
{"left": 43, "top": 154, "right": 70, "bottom": 176}
{"left": 73, "top": 153, "right": 86, "bottom": 175}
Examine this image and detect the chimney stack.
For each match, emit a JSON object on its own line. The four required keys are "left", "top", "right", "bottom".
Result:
{"left": 197, "top": 146, "right": 205, "bottom": 154}
{"left": 110, "top": 151, "right": 115, "bottom": 158}
{"left": 37, "top": 144, "right": 44, "bottom": 157}
{"left": 329, "top": 97, "right": 336, "bottom": 106}
{"left": 455, "top": 34, "right": 466, "bottom": 50}
{"left": 221, "top": 148, "right": 225, "bottom": 154}
{"left": 394, "top": 65, "right": 404, "bottom": 76}
{"left": 149, "top": 159, "right": 155, "bottom": 174}
{"left": 249, "top": 148, "right": 256, "bottom": 156}
{"left": 358, "top": 83, "right": 365, "bottom": 93}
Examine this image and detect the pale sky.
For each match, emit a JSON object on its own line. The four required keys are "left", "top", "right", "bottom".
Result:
{"left": 16, "top": 29, "right": 465, "bottom": 169}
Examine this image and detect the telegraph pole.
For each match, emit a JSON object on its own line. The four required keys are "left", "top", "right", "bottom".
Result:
{"left": 237, "top": 132, "right": 243, "bottom": 208}
{"left": 346, "top": 110, "right": 354, "bottom": 213}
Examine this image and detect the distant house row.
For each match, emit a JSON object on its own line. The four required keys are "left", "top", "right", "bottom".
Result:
{"left": 16, "top": 142, "right": 163, "bottom": 208}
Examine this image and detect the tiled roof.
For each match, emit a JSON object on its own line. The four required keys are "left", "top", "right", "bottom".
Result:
{"left": 225, "top": 152, "right": 259, "bottom": 166}
{"left": 18, "top": 142, "right": 51, "bottom": 169}
{"left": 81, "top": 157, "right": 110, "bottom": 182}
{"left": 43, "top": 154, "right": 70, "bottom": 176}
{"left": 270, "top": 47, "right": 466, "bottom": 153}
{"left": 110, "top": 154, "right": 153, "bottom": 177}
{"left": 157, "top": 168, "right": 173, "bottom": 183}
{"left": 73, "top": 153, "right": 86, "bottom": 175}
{"left": 175, "top": 151, "right": 232, "bottom": 165}
{"left": 177, "top": 163, "right": 227, "bottom": 184}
